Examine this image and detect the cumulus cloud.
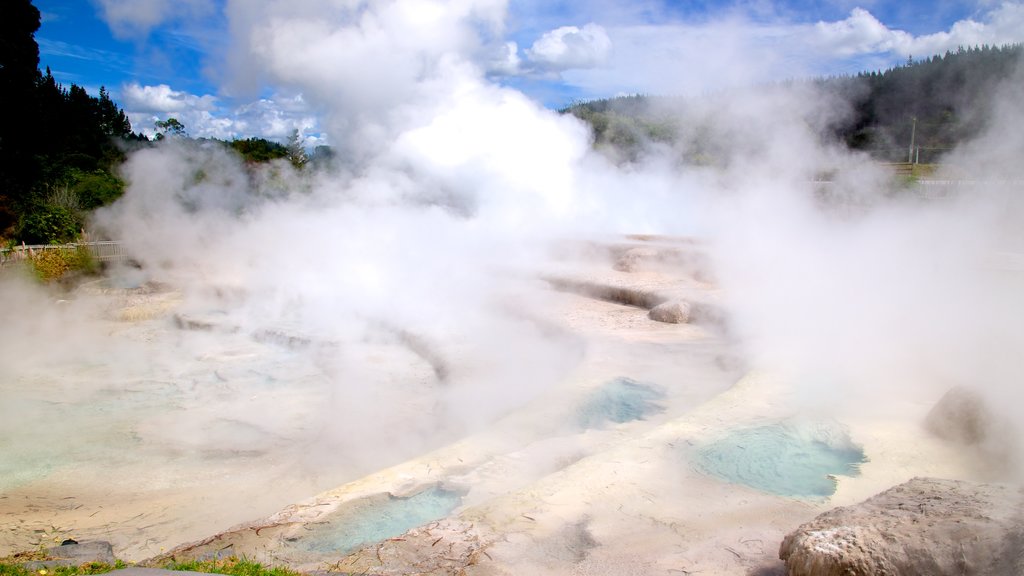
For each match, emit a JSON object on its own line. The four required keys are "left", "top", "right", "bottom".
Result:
{"left": 122, "top": 83, "right": 218, "bottom": 114}
{"left": 120, "top": 83, "right": 320, "bottom": 142}
{"left": 525, "top": 23, "right": 612, "bottom": 71}
{"left": 810, "top": 8, "right": 912, "bottom": 56}
{"left": 809, "top": 4, "right": 1024, "bottom": 59}
{"left": 90, "top": 0, "right": 212, "bottom": 38}
{"left": 541, "top": 3, "right": 1024, "bottom": 101}
{"left": 903, "top": 2, "right": 1024, "bottom": 57}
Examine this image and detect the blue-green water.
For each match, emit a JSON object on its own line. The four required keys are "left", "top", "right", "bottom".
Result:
{"left": 576, "top": 377, "right": 666, "bottom": 428}
{"left": 297, "top": 485, "right": 464, "bottom": 555}
{"left": 694, "top": 422, "right": 866, "bottom": 497}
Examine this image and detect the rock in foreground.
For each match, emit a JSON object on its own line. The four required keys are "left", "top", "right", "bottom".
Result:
{"left": 779, "top": 477, "right": 1023, "bottom": 576}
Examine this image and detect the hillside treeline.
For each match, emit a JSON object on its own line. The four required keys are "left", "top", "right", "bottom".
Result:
{"left": 564, "top": 44, "right": 1023, "bottom": 165}
{"left": 834, "top": 44, "right": 1023, "bottom": 162}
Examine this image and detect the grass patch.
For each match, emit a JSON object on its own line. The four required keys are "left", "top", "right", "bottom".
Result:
{"left": 0, "top": 557, "right": 302, "bottom": 576}
{"left": 160, "top": 557, "right": 304, "bottom": 576}
{"left": 0, "top": 561, "right": 126, "bottom": 576}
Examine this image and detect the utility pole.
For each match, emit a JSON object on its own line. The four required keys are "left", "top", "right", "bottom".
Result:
{"left": 908, "top": 116, "right": 917, "bottom": 164}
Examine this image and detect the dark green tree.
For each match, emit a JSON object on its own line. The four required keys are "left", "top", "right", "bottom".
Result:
{"left": 230, "top": 137, "right": 289, "bottom": 163}
{"left": 0, "top": 0, "right": 43, "bottom": 236}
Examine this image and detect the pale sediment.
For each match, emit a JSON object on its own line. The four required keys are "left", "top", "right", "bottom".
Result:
{"left": 0, "top": 239, "right": 994, "bottom": 575}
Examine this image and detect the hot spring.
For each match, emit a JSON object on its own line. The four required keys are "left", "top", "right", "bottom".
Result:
{"left": 575, "top": 377, "right": 667, "bottom": 429}
{"left": 693, "top": 420, "right": 866, "bottom": 497}
{"left": 295, "top": 485, "right": 466, "bottom": 556}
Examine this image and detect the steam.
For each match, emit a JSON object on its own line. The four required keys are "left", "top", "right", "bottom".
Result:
{"left": 703, "top": 58, "right": 1024, "bottom": 471}
{"left": 4, "top": 0, "right": 1024, "bottom": 538}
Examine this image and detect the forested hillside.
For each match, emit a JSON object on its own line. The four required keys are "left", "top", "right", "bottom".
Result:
{"left": 0, "top": 0, "right": 316, "bottom": 246}
{"left": 564, "top": 44, "right": 1023, "bottom": 165}
{"left": 0, "top": 2, "right": 146, "bottom": 244}
{"left": 833, "top": 45, "right": 1023, "bottom": 162}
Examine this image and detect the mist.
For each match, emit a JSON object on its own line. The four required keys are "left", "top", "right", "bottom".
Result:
{"left": 3, "top": 0, "right": 1024, "bottom": 562}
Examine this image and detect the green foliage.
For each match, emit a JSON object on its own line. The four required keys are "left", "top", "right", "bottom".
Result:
{"left": 230, "top": 137, "right": 289, "bottom": 163}
{"left": 0, "top": 563, "right": 104, "bottom": 576}
{"left": 0, "top": 558, "right": 301, "bottom": 576}
{"left": 72, "top": 171, "right": 124, "bottom": 209}
{"left": 1, "top": 20, "right": 139, "bottom": 241}
{"left": 27, "top": 246, "right": 97, "bottom": 282}
{"left": 827, "top": 44, "right": 1024, "bottom": 160}
{"left": 160, "top": 557, "right": 304, "bottom": 576}
{"left": 18, "top": 203, "right": 80, "bottom": 245}
{"left": 564, "top": 97, "right": 679, "bottom": 163}
{"left": 155, "top": 118, "right": 187, "bottom": 140}
{"left": 0, "top": 559, "right": 125, "bottom": 575}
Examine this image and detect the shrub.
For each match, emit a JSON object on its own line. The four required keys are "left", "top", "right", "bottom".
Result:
{"left": 28, "top": 246, "right": 97, "bottom": 282}
{"left": 17, "top": 204, "right": 80, "bottom": 245}
{"left": 73, "top": 172, "right": 124, "bottom": 209}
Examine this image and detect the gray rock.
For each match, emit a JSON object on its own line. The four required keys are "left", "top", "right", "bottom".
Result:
{"left": 648, "top": 300, "right": 691, "bottom": 324}
{"left": 779, "top": 477, "right": 1024, "bottom": 576}
{"left": 923, "top": 387, "right": 1020, "bottom": 475}
{"left": 924, "top": 386, "right": 991, "bottom": 445}
{"left": 23, "top": 541, "right": 116, "bottom": 570}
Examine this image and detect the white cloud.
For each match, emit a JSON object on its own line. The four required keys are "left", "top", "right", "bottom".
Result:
{"left": 525, "top": 23, "right": 612, "bottom": 71}
{"left": 901, "top": 2, "right": 1024, "bottom": 57}
{"left": 90, "top": 0, "right": 212, "bottom": 38}
{"left": 538, "top": 2, "right": 1024, "bottom": 100}
{"left": 122, "top": 83, "right": 218, "bottom": 114}
{"left": 120, "top": 83, "right": 321, "bottom": 143}
{"left": 809, "top": 4, "right": 1024, "bottom": 59}
{"left": 810, "top": 7, "right": 912, "bottom": 56}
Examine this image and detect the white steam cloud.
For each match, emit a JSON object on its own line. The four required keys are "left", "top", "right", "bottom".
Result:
{"left": 76, "top": 0, "right": 1024, "bottom": 466}
{"left": 5, "top": 0, "right": 1024, "bottom": 558}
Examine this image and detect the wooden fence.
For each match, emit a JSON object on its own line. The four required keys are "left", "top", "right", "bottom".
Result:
{"left": 0, "top": 241, "right": 127, "bottom": 268}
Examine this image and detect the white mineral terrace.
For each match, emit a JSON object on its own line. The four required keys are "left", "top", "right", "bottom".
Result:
{"left": 0, "top": 236, "right": 995, "bottom": 575}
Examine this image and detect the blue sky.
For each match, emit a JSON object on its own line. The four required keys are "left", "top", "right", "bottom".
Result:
{"left": 33, "top": 0, "right": 1024, "bottom": 143}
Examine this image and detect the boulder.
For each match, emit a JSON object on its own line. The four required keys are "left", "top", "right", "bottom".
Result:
{"left": 23, "top": 540, "right": 117, "bottom": 570}
{"left": 779, "top": 477, "right": 1024, "bottom": 576}
{"left": 924, "top": 386, "right": 991, "bottom": 445}
{"left": 648, "top": 300, "right": 691, "bottom": 324}
{"left": 923, "top": 387, "right": 1020, "bottom": 475}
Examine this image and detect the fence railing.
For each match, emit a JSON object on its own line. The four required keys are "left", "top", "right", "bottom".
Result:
{"left": 0, "top": 241, "right": 127, "bottom": 268}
